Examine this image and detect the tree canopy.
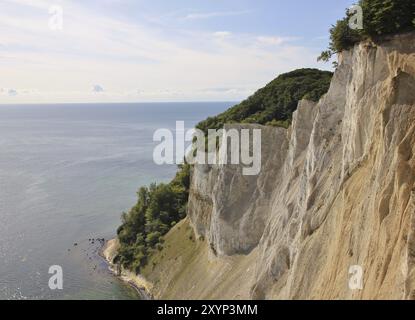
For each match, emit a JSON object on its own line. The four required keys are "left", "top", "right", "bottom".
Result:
{"left": 116, "top": 164, "right": 190, "bottom": 272}
{"left": 197, "top": 68, "right": 332, "bottom": 132}
{"left": 319, "top": 0, "right": 415, "bottom": 62}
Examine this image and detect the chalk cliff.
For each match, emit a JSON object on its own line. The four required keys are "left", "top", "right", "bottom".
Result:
{"left": 142, "top": 32, "right": 415, "bottom": 300}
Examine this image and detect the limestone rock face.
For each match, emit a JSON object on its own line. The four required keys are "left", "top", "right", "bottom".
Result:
{"left": 186, "top": 33, "right": 415, "bottom": 299}
{"left": 189, "top": 124, "right": 289, "bottom": 256}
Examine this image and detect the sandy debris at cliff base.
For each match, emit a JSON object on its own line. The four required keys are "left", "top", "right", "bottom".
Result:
{"left": 101, "top": 239, "right": 153, "bottom": 299}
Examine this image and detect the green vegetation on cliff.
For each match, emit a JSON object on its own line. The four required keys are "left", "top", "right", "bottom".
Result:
{"left": 116, "top": 164, "right": 190, "bottom": 272}
{"left": 319, "top": 0, "right": 415, "bottom": 62}
{"left": 196, "top": 69, "right": 332, "bottom": 132}
{"left": 115, "top": 68, "right": 332, "bottom": 272}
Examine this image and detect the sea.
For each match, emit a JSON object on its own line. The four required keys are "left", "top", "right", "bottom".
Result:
{"left": 0, "top": 102, "right": 231, "bottom": 300}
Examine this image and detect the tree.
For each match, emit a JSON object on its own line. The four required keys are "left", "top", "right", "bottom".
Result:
{"left": 116, "top": 164, "right": 191, "bottom": 272}
{"left": 361, "top": 0, "right": 415, "bottom": 36}
{"left": 319, "top": 0, "right": 415, "bottom": 60}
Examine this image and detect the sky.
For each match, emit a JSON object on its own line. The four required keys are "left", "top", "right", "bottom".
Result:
{"left": 0, "top": 0, "right": 354, "bottom": 104}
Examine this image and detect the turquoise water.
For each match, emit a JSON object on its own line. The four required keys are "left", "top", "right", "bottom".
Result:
{"left": 0, "top": 102, "right": 231, "bottom": 300}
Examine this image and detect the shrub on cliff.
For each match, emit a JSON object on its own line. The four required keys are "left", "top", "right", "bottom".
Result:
{"left": 319, "top": 0, "right": 415, "bottom": 62}
{"left": 361, "top": 0, "right": 415, "bottom": 36}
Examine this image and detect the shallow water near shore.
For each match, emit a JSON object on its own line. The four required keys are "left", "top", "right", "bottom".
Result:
{"left": 0, "top": 102, "right": 230, "bottom": 300}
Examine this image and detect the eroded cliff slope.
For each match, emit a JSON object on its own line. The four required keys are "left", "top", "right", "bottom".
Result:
{"left": 144, "top": 33, "right": 415, "bottom": 300}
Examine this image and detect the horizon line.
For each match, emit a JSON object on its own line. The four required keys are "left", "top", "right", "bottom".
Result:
{"left": 0, "top": 100, "right": 240, "bottom": 106}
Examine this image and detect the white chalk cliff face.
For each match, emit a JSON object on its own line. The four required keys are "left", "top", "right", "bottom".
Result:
{"left": 187, "top": 33, "right": 415, "bottom": 299}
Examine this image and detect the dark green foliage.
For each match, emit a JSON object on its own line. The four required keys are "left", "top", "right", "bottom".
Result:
{"left": 317, "top": 50, "right": 333, "bottom": 63}
{"left": 319, "top": 0, "right": 415, "bottom": 61}
{"left": 330, "top": 16, "right": 362, "bottom": 53}
{"left": 361, "top": 0, "right": 415, "bottom": 36}
{"left": 116, "top": 164, "right": 190, "bottom": 272}
{"left": 265, "top": 119, "right": 292, "bottom": 129}
{"left": 196, "top": 69, "right": 332, "bottom": 133}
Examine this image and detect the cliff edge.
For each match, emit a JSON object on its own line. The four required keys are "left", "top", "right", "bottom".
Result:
{"left": 141, "top": 32, "right": 415, "bottom": 300}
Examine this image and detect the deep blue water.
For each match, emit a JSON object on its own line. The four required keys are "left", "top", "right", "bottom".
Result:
{"left": 0, "top": 102, "right": 231, "bottom": 300}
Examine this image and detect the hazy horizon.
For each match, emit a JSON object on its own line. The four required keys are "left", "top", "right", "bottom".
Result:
{"left": 0, "top": 100, "right": 239, "bottom": 106}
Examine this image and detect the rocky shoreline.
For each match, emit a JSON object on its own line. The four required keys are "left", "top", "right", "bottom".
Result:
{"left": 100, "top": 239, "right": 153, "bottom": 300}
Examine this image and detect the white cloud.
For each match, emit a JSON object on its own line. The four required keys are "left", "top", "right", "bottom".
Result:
{"left": 256, "top": 36, "right": 298, "bottom": 46}
{"left": 184, "top": 10, "right": 249, "bottom": 20}
{"left": 213, "top": 31, "right": 232, "bottom": 39}
{"left": 0, "top": 88, "right": 40, "bottom": 97}
{"left": 4, "top": 0, "right": 50, "bottom": 9}
{"left": 93, "top": 85, "right": 104, "bottom": 93}
{"left": 0, "top": 88, "right": 18, "bottom": 96}
{"left": 0, "top": 1, "right": 326, "bottom": 104}
{"left": 8, "top": 89, "right": 18, "bottom": 96}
